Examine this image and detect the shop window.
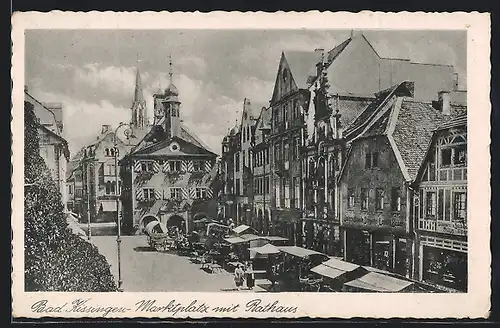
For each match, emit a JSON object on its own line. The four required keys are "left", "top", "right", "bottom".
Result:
{"left": 426, "top": 191, "right": 437, "bottom": 218}
{"left": 423, "top": 246, "right": 467, "bottom": 291}
{"left": 360, "top": 188, "right": 368, "bottom": 210}
{"left": 391, "top": 187, "right": 401, "bottom": 212}
{"left": 375, "top": 188, "right": 384, "bottom": 211}
{"left": 453, "top": 192, "right": 467, "bottom": 221}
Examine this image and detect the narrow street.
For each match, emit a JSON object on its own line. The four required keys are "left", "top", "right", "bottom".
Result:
{"left": 91, "top": 235, "right": 269, "bottom": 292}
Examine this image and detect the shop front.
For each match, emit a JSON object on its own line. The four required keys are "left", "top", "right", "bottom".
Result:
{"left": 272, "top": 209, "right": 302, "bottom": 246}
{"left": 301, "top": 219, "right": 341, "bottom": 257}
{"left": 420, "top": 235, "right": 467, "bottom": 292}
{"left": 344, "top": 228, "right": 410, "bottom": 275}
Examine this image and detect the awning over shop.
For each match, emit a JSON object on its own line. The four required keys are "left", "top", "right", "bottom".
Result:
{"left": 262, "top": 236, "right": 288, "bottom": 242}
{"left": 311, "top": 264, "right": 346, "bottom": 279}
{"left": 223, "top": 236, "right": 247, "bottom": 244}
{"left": 322, "top": 258, "right": 361, "bottom": 272}
{"left": 232, "top": 224, "right": 256, "bottom": 235}
{"left": 248, "top": 243, "right": 281, "bottom": 255}
{"left": 100, "top": 201, "right": 117, "bottom": 212}
{"left": 240, "top": 233, "right": 264, "bottom": 242}
{"left": 343, "top": 272, "right": 414, "bottom": 292}
{"left": 278, "top": 246, "right": 327, "bottom": 259}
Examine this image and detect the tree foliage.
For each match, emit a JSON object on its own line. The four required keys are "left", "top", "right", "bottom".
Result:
{"left": 24, "top": 101, "right": 117, "bottom": 292}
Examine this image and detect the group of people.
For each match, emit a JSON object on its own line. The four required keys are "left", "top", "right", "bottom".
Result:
{"left": 233, "top": 262, "right": 255, "bottom": 291}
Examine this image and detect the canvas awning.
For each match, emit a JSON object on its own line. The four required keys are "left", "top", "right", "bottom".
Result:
{"left": 100, "top": 201, "right": 117, "bottom": 212}
{"left": 262, "top": 236, "right": 288, "bottom": 242}
{"left": 321, "top": 258, "right": 361, "bottom": 272}
{"left": 248, "top": 243, "right": 281, "bottom": 255}
{"left": 278, "top": 246, "right": 327, "bottom": 259}
{"left": 240, "top": 233, "right": 264, "bottom": 242}
{"left": 223, "top": 236, "right": 247, "bottom": 244}
{"left": 344, "top": 272, "right": 414, "bottom": 292}
{"left": 232, "top": 224, "right": 255, "bottom": 235}
{"left": 311, "top": 264, "right": 346, "bottom": 279}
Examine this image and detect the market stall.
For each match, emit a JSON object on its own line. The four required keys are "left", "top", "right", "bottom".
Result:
{"left": 343, "top": 271, "right": 414, "bottom": 292}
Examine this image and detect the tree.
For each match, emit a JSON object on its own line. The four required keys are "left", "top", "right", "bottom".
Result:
{"left": 24, "top": 101, "right": 117, "bottom": 292}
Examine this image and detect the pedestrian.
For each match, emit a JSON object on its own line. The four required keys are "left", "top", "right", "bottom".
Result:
{"left": 234, "top": 264, "right": 245, "bottom": 291}
{"left": 228, "top": 218, "right": 235, "bottom": 230}
{"left": 246, "top": 262, "right": 255, "bottom": 290}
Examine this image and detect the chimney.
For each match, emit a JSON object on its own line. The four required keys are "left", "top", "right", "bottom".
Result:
{"left": 101, "top": 124, "right": 111, "bottom": 134}
{"left": 438, "top": 91, "right": 451, "bottom": 115}
{"left": 453, "top": 73, "right": 459, "bottom": 91}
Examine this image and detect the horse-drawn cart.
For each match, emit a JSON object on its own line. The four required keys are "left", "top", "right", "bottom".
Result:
{"left": 144, "top": 221, "right": 171, "bottom": 251}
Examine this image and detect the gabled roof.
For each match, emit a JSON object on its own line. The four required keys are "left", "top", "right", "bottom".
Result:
{"left": 130, "top": 135, "right": 217, "bottom": 158}
{"left": 283, "top": 51, "right": 322, "bottom": 90}
{"left": 38, "top": 124, "right": 70, "bottom": 160}
{"left": 342, "top": 81, "right": 462, "bottom": 182}
{"left": 344, "top": 82, "right": 412, "bottom": 140}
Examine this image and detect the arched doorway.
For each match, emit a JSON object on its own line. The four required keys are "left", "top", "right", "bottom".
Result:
{"left": 140, "top": 215, "right": 160, "bottom": 230}
{"left": 167, "top": 215, "right": 186, "bottom": 234}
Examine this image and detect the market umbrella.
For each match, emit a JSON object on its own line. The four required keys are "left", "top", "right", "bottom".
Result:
{"left": 248, "top": 243, "right": 281, "bottom": 255}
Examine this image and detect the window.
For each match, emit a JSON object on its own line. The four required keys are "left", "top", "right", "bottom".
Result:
{"left": 284, "top": 179, "right": 290, "bottom": 208}
{"left": 105, "top": 148, "right": 110, "bottom": 157}
{"left": 295, "top": 136, "right": 300, "bottom": 158}
{"left": 169, "top": 160, "right": 182, "bottom": 172}
{"left": 453, "top": 192, "right": 466, "bottom": 220}
{"left": 141, "top": 161, "right": 154, "bottom": 172}
{"left": 361, "top": 188, "right": 368, "bottom": 210}
{"left": 235, "top": 179, "right": 241, "bottom": 196}
{"left": 372, "top": 152, "right": 379, "bottom": 167}
{"left": 242, "top": 152, "right": 246, "bottom": 168}
{"left": 283, "top": 104, "right": 289, "bottom": 126}
{"left": 441, "top": 148, "right": 452, "bottom": 166}
{"left": 454, "top": 145, "right": 467, "bottom": 165}
{"left": 365, "top": 152, "right": 379, "bottom": 168}
{"left": 69, "top": 185, "right": 73, "bottom": 195}
{"left": 284, "top": 140, "right": 290, "bottom": 163}
{"left": 391, "top": 187, "right": 401, "bottom": 212}
{"left": 170, "top": 188, "right": 182, "bottom": 200}
{"left": 144, "top": 188, "right": 155, "bottom": 200}
{"left": 274, "top": 143, "right": 281, "bottom": 163}
{"left": 426, "top": 191, "right": 437, "bottom": 217}
{"left": 196, "top": 187, "right": 207, "bottom": 199}
{"left": 235, "top": 153, "right": 240, "bottom": 172}
{"left": 376, "top": 188, "right": 384, "bottom": 210}
{"left": 266, "top": 148, "right": 270, "bottom": 164}
{"left": 265, "top": 176, "right": 269, "bottom": 194}
{"left": 106, "top": 164, "right": 115, "bottom": 176}
{"left": 105, "top": 181, "right": 112, "bottom": 195}
{"left": 193, "top": 160, "right": 204, "bottom": 171}
{"left": 348, "top": 188, "right": 355, "bottom": 209}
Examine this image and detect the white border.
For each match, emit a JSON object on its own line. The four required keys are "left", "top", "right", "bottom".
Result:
{"left": 12, "top": 11, "right": 491, "bottom": 318}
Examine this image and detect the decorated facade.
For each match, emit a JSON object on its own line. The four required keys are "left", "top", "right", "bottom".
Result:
{"left": 120, "top": 66, "right": 218, "bottom": 234}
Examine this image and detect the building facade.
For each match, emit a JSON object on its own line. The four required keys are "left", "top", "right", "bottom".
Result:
{"left": 120, "top": 77, "right": 218, "bottom": 233}
{"left": 413, "top": 113, "right": 467, "bottom": 291}
{"left": 25, "top": 89, "right": 70, "bottom": 211}
{"left": 250, "top": 105, "right": 272, "bottom": 234}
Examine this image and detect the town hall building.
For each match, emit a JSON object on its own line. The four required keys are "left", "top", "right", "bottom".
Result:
{"left": 120, "top": 64, "right": 218, "bottom": 234}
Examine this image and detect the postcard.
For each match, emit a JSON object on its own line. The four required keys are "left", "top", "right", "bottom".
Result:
{"left": 12, "top": 11, "right": 491, "bottom": 318}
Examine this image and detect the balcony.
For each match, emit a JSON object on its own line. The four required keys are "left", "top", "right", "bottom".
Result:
{"left": 418, "top": 219, "right": 467, "bottom": 236}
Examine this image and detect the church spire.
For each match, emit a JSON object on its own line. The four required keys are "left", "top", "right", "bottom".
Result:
{"left": 131, "top": 65, "right": 148, "bottom": 129}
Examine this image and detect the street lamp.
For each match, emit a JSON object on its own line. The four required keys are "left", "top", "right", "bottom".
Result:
{"left": 113, "top": 122, "right": 136, "bottom": 292}
{"left": 82, "top": 146, "right": 95, "bottom": 241}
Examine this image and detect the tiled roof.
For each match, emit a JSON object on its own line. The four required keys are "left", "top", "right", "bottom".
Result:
{"left": 335, "top": 96, "right": 374, "bottom": 128}
{"left": 392, "top": 99, "right": 451, "bottom": 180}
{"left": 435, "top": 113, "right": 467, "bottom": 131}
{"left": 362, "top": 109, "right": 392, "bottom": 137}
{"left": 343, "top": 84, "right": 399, "bottom": 138}
{"left": 283, "top": 51, "right": 322, "bottom": 89}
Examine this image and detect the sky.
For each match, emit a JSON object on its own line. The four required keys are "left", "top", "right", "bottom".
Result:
{"left": 25, "top": 29, "right": 466, "bottom": 156}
